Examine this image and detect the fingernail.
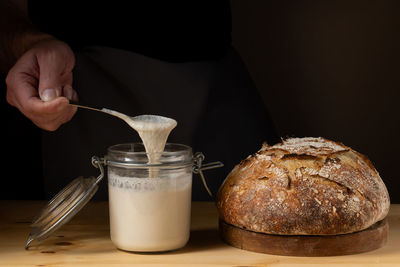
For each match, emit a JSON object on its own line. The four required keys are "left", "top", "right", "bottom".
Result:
{"left": 64, "top": 85, "right": 73, "bottom": 100}
{"left": 41, "top": 89, "right": 57, "bottom": 101}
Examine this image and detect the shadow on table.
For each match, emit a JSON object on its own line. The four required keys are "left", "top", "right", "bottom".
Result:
{"left": 171, "top": 229, "right": 226, "bottom": 254}
{"left": 26, "top": 231, "right": 113, "bottom": 255}
{"left": 124, "top": 229, "right": 226, "bottom": 255}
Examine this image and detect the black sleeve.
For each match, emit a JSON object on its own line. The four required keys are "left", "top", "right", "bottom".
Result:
{"left": 28, "top": 0, "right": 232, "bottom": 62}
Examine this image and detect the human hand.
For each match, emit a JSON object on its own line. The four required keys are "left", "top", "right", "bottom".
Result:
{"left": 6, "top": 38, "right": 78, "bottom": 131}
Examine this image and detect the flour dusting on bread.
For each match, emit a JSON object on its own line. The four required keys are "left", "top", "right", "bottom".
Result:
{"left": 217, "top": 137, "right": 390, "bottom": 235}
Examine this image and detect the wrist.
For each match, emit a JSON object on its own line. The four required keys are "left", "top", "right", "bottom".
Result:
{"left": 0, "top": 28, "right": 56, "bottom": 73}
{"left": 12, "top": 31, "right": 56, "bottom": 59}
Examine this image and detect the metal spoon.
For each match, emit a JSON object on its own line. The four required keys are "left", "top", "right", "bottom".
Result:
{"left": 69, "top": 102, "right": 177, "bottom": 128}
{"left": 69, "top": 102, "right": 141, "bottom": 126}
{"left": 69, "top": 102, "right": 125, "bottom": 119}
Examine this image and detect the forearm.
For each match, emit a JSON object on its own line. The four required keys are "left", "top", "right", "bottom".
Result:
{"left": 0, "top": 0, "right": 54, "bottom": 73}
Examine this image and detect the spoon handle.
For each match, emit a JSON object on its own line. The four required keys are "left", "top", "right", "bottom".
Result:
{"left": 69, "top": 102, "right": 104, "bottom": 112}
{"left": 69, "top": 102, "right": 127, "bottom": 121}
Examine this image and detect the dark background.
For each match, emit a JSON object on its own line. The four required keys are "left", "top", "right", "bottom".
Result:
{"left": 1, "top": 0, "right": 399, "bottom": 202}
{"left": 230, "top": 0, "right": 399, "bottom": 203}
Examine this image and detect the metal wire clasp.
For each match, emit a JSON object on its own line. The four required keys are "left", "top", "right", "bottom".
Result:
{"left": 91, "top": 156, "right": 105, "bottom": 185}
{"left": 192, "top": 152, "right": 224, "bottom": 197}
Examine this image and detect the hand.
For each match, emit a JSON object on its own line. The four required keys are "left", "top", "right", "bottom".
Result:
{"left": 6, "top": 38, "right": 78, "bottom": 131}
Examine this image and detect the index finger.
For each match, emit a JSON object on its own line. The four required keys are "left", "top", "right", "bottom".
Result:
{"left": 6, "top": 69, "right": 39, "bottom": 110}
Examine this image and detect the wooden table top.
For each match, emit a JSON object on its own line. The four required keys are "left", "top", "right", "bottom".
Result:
{"left": 0, "top": 201, "right": 399, "bottom": 266}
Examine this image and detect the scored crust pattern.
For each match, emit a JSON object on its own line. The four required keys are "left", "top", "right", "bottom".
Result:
{"left": 216, "top": 137, "right": 390, "bottom": 235}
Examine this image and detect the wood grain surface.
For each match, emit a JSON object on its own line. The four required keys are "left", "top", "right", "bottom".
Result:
{"left": 0, "top": 201, "right": 399, "bottom": 266}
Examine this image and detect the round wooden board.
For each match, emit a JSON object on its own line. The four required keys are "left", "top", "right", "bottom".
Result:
{"left": 219, "top": 219, "right": 388, "bottom": 256}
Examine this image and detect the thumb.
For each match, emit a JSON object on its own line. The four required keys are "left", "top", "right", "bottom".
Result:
{"left": 38, "top": 70, "right": 64, "bottom": 101}
{"left": 40, "top": 88, "right": 61, "bottom": 102}
{"left": 38, "top": 70, "right": 73, "bottom": 102}
{"left": 36, "top": 49, "right": 74, "bottom": 101}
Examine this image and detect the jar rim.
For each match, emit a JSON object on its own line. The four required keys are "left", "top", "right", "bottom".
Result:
{"left": 107, "top": 142, "right": 192, "bottom": 155}
{"left": 105, "top": 143, "right": 194, "bottom": 169}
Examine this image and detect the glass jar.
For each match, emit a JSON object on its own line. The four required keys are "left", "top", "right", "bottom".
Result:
{"left": 24, "top": 142, "right": 222, "bottom": 251}
{"left": 106, "top": 143, "right": 193, "bottom": 252}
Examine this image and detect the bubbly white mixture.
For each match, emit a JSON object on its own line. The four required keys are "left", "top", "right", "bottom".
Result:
{"left": 108, "top": 172, "right": 192, "bottom": 252}
{"left": 105, "top": 110, "right": 192, "bottom": 252}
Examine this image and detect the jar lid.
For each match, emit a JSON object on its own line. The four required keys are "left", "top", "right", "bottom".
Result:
{"left": 25, "top": 158, "right": 104, "bottom": 249}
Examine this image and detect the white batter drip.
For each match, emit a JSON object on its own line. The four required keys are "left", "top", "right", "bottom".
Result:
{"left": 104, "top": 109, "right": 192, "bottom": 252}
{"left": 103, "top": 109, "right": 177, "bottom": 169}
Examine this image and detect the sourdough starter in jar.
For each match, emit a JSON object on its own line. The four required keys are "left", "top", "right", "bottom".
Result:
{"left": 108, "top": 168, "right": 192, "bottom": 252}
{"left": 106, "top": 114, "right": 193, "bottom": 252}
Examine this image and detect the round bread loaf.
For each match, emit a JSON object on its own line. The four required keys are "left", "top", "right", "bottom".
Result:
{"left": 216, "top": 137, "right": 390, "bottom": 235}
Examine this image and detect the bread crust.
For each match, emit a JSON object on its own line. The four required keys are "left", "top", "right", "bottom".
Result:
{"left": 216, "top": 137, "right": 390, "bottom": 235}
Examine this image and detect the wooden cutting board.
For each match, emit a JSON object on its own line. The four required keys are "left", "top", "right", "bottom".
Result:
{"left": 219, "top": 219, "right": 388, "bottom": 256}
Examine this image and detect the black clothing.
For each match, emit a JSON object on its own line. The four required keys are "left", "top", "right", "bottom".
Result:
{"left": 41, "top": 47, "right": 279, "bottom": 201}
{"left": 26, "top": 1, "right": 278, "bottom": 201}
{"left": 28, "top": 1, "right": 232, "bottom": 62}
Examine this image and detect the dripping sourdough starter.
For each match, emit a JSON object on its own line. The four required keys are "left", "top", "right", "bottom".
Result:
{"left": 107, "top": 115, "right": 193, "bottom": 252}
